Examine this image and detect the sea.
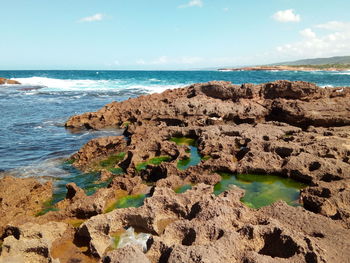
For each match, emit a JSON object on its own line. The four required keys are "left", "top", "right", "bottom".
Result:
{"left": 1, "top": 70, "right": 349, "bottom": 182}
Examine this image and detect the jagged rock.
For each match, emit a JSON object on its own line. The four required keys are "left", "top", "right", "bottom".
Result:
{"left": 2, "top": 80, "right": 350, "bottom": 262}
{"left": 0, "top": 222, "right": 67, "bottom": 263}
{"left": 71, "top": 136, "right": 127, "bottom": 171}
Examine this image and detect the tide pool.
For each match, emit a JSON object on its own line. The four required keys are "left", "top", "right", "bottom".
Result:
{"left": 214, "top": 173, "right": 306, "bottom": 209}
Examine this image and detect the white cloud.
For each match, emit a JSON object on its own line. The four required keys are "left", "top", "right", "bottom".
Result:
{"left": 300, "top": 28, "right": 316, "bottom": 38}
{"left": 316, "top": 21, "right": 350, "bottom": 31}
{"left": 276, "top": 20, "right": 350, "bottom": 58}
{"left": 223, "top": 7, "right": 229, "bottom": 12}
{"left": 272, "top": 9, "right": 300, "bottom": 23}
{"left": 178, "top": 0, "right": 203, "bottom": 8}
{"left": 79, "top": 13, "right": 104, "bottom": 23}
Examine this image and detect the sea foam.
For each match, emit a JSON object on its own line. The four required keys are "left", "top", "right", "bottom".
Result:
{"left": 12, "top": 76, "right": 183, "bottom": 93}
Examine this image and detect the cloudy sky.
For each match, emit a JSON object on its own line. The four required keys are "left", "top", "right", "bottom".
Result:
{"left": 1, "top": 0, "right": 349, "bottom": 69}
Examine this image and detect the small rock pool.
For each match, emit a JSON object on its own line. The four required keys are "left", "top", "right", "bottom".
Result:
{"left": 214, "top": 173, "right": 307, "bottom": 209}
{"left": 169, "top": 137, "right": 202, "bottom": 170}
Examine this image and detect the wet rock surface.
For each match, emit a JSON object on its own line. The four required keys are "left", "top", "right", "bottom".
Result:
{"left": 1, "top": 80, "right": 350, "bottom": 262}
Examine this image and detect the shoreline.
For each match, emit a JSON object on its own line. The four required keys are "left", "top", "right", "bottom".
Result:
{"left": 1, "top": 80, "right": 350, "bottom": 262}
{"left": 218, "top": 65, "right": 350, "bottom": 72}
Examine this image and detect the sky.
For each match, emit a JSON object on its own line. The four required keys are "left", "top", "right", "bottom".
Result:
{"left": 1, "top": 0, "right": 350, "bottom": 70}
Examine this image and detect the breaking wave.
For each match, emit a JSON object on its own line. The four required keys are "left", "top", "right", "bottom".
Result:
{"left": 12, "top": 77, "right": 185, "bottom": 93}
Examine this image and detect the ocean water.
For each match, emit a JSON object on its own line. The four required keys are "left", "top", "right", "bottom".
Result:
{"left": 1, "top": 70, "right": 349, "bottom": 179}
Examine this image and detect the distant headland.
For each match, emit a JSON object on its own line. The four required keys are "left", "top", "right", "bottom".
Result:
{"left": 218, "top": 55, "right": 350, "bottom": 72}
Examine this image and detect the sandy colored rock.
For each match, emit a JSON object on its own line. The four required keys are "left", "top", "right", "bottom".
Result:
{"left": 0, "top": 78, "right": 20, "bottom": 85}
{"left": 71, "top": 136, "right": 127, "bottom": 171}
{"left": 1, "top": 222, "right": 67, "bottom": 263}
{"left": 2, "top": 80, "right": 350, "bottom": 262}
{"left": 101, "top": 245, "right": 151, "bottom": 263}
{"left": 0, "top": 176, "right": 52, "bottom": 234}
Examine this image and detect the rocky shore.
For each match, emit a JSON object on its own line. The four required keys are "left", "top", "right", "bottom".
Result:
{"left": 1, "top": 80, "right": 350, "bottom": 263}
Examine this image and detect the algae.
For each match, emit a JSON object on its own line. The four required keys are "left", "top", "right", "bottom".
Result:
{"left": 99, "top": 152, "right": 126, "bottom": 168}
{"left": 170, "top": 137, "right": 196, "bottom": 146}
{"left": 174, "top": 184, "right": 192, "bottom": 193}
{"left": 104, "top": 194, "right": 148, "bottom": 213}
{"left": 177, "top": 145, "right": 201, "bottom": 170}
{"left": 64, "top": 158, "right": 76, "bottom": 165}
{"left": 37, "top": 162, "right": 115, "bottom": 216}
{"left": 170, "top": 137, "right": 202, "bottom": 170}
{"left": 121, "top": 121, "right": 131, "bottom": 128}
{"left": 135, "top": 156, "right": 171, "bottom": 171}
{"left": 35, "top": 199, "right": 59, "bottom": 217}
{"left": 109, "top": 167, "right": 124, "bottom": 175}
{"left": 214, "top": 173, "right": 306, "bottom": 209}
{"left": 112, "top": 234, "right": 121, "bottom": 248}
{"left": 66, "top": 218, "right": 86, "bottom": 228}
{"left": 201, "top": 155, "right": 211, "bottom": 161}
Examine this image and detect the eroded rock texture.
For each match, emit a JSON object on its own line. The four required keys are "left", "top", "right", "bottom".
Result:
{"left": 1, "top": 80, "right": 350, "bottom": 262}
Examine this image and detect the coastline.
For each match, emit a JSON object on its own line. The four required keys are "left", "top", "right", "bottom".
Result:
{"left": 218, "top": 65, "right": 350, "bottom": 72}
{"left": 1, "top": 79, "right": 350, "bottom": 262}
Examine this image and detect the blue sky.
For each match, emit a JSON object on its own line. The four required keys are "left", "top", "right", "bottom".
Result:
{"left": 1, "top": 0, "right": 350, "bottom": 69}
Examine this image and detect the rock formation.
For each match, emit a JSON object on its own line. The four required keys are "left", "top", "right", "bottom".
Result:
{"left": 0, "top": 78, "right": 20, "bottom": 85}
{"left": 1, "top": 80, "right": 350, "bottom": 262}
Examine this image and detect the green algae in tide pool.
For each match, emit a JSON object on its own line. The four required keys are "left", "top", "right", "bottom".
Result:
{"left": 135, "top": 156, "right": 171, "bottom": 171}
{"left": 64, "top": 158, "right": 75, "bottom": 165}
{"left": 174, "top": 184, "right": 192, "bottom": 193}
{"left": 111, "top": 234, "right": 121, "bottom": 249}
{"left": 214, "top": 173, "right": 306, "bottom": 209}
{"left": 36, "top": 162, "right": 115, "bottom": 216}
{"left": 99, "top": 152, "right": 126, "bottom": 168}
{"left": 170, "top": 137, "right": 196, "bottom": 146}
{"left": 65, "top": 218, "right": 86, "bottom": 228}
{"left": 109, "top": 167, "right": 124, "bottom": 175}
{"left": 104, "top": 194, "right": 148, "bottom": 213}
{"left": 170, "top": 137, "right": 202, "bottom": 170}
{"left": 35, "top": 199, "right": 59, "bottom": 217}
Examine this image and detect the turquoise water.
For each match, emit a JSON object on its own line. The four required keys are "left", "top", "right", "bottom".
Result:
{"left": 0, "top": 70, "right": 349, "bottom": 183}
{"left": 105, "top": 194, "right": 148, "bottom": 213}
{"left": 36, "top": 162, "right": 113, "bottom": 215}
{"left": 177, "top": 145, "right": 201, "bottom": 170}
{"left": 174, "top": 184, "right": 192, "bottom": 193}
{"left": 214, "top": 173, "right": 306, "bottom": 209}
{"left": 170, "top": 137, "right": 201, "bottom": 170}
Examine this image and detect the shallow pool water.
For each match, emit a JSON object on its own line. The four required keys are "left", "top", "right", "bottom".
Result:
{"left": 135, "top": 156, "right": 171, "bottom": 171}
{"left": 36, "top": 162, "right": 113, "bottom": 216}
{"left": 104, "top": 193, "right": 148, "bottom": 213}
{"left": 170, "top": 137, "right": 201, "bottom": 170}
{"left": 174, "top": 184, "right": 192, "bottom": 193}
{"left": 214, "top": 173, "right": 306, "bottom": 209}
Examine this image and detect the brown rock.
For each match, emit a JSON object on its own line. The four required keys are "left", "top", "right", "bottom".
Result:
{"left": 101, "top": 245, "right": 150, "bottom": 263}
{"left": 71, "top": 136, "right": 127, "bottom": 171}
{"left": 0, "top": 176, "right": 52, "bottom": 234}
{"left": 1, "top": 222, "right": 67, "bottom": 263}
{"left": 0, "top": 78, "right": 20, "bottom": 85}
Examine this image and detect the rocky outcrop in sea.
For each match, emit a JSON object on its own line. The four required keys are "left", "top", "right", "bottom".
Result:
{"left": 0, "top": 78, "right": 20, "bottom": 85}
{"left": 0, "top": 80, "right": 349, "bottom": 262}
